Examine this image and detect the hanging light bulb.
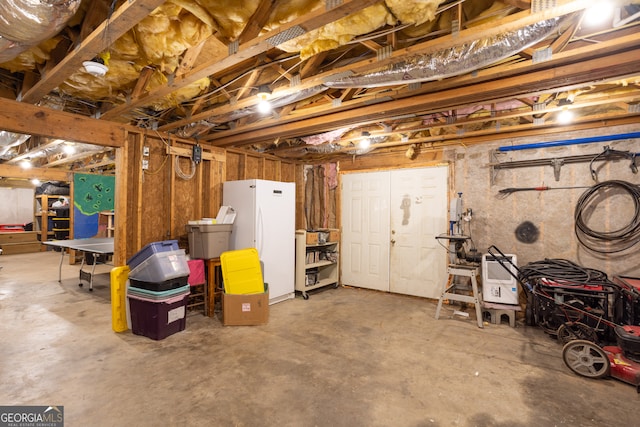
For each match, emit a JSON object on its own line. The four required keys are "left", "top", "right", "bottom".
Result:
{"left": 256, "top": 85, "right": 272, "bottom": 114}
{"left": 257, "top": 99, "right": 272, "bottom": 114}
{"left": 31, "top": 178, "right": 41, "bottom": 186}
{"left": 557, "top": 108, "right": 574, "bottom": 124}
{"left": 360, "top": 131, "right": 371, "bottom": 149}
{"left": 583, "top": 1, "right": 614, "bottom": 26}
{"left": 20, "top": 158, "right": 32, "bottom": 169}
{"left": 63, "top": 144, "right": 75, "bottom": 155}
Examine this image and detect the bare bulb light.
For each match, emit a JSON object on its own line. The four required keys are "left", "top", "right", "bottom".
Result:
{"left": 257, "top": 100, "right": 272, "bottom": 114}
{"left": 359, "top": 132, "right": 371, "bottom": 149}
{"left": 557, "top": 109, "right": 574, "bottom": 124}
{"left": 583, "top": 2, "right": 614, "bottom": 26}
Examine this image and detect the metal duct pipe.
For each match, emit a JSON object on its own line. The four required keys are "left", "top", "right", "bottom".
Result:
{"left": 498, "top": 132, "right": 640, "bottom": 152}
{"left": 0, "top": 0, "right": 81, "bottom": 63}
{"left": 324, "top": 17, "right": 564, "bottom": 88}
{"left": 0, "top": 131, "right": 30, "bottom": 158}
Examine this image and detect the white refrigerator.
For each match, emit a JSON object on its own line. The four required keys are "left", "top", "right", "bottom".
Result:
{"left": 222, "top": 179, "right": 296, "bottom": 304}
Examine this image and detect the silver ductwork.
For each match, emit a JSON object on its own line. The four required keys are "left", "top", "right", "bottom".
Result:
{"left": 0, "top": 0, "right": 81, "bottom": 64}
{"left": 324, "top": 17, "right": 564, "bottom": 88}
{"left": 0, "top": 131, "right": 30, "bottom": 159}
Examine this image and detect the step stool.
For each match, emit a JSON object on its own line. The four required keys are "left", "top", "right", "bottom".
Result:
{"left": 482, "top": 302, "right": 521, "bottom": 327}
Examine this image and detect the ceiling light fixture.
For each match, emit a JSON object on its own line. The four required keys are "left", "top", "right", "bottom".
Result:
{"left": 256, "top": 85, "right": 272, "bottom": 101}
{"left": 83, "top": 54, "right": 109, "bottom": 77}
{"left": 31, "top": 178, "right": 40, "bottom": 186}
{"left": 20, "top": 158, "right": 32, "bottom": 169}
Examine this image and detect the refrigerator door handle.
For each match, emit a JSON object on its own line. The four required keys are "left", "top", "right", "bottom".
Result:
{"left": 257, "top": 206, "right": 263, "bottom": 253}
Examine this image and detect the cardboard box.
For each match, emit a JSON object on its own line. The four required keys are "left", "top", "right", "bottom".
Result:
{"left": 222, "top": 284, "right": 269, "bottom": 326}
{"left": 306, "top": 231, "right": 318, "bottom": 245}
{"left": 328, "top": 229, "right": 339, "bottom": 243}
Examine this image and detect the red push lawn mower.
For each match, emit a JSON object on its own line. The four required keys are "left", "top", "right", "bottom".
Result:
{"left": 562, "top": 325, "right": 640, "bottom": 391}
{"left": 488, "top": 246, "right": 640, "bottom": 392}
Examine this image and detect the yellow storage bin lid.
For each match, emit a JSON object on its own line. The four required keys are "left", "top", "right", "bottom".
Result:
{"left": 220, "top": 248, "right": 265, "bottom": 295}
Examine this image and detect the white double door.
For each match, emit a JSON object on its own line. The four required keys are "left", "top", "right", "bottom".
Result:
{"left": 341, "top": 166, "right": 448, "bottom": 299}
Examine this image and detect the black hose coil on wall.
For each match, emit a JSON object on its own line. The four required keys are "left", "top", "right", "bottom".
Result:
{"left": 574, "top": 180, "right": 640, "bottom": 254}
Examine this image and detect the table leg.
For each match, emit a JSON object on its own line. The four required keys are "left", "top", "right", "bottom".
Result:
{"left": 77, "top": 253, "right": 87, "bottom": 288}
{"left": 57, "top": 248, "right": 66, "bottom": 282}
{"left": 89, "top": 253, "right": 98, "bottom": 291}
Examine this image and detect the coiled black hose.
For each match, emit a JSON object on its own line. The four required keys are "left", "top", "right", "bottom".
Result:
{"left": 574, "top": 180, "right": 640, "bottom": 254}
{"left": 518, "top": 258, "right": 612, "bottom": 287}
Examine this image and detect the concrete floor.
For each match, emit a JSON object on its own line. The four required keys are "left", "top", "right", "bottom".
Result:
{"left": 0, "top": 251, "right": 638, "bottom": 427}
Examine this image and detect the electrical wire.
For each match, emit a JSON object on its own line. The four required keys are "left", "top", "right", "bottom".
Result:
{"left": 574, "top": 180, "right": 640, "bottom": 254}
{"left": 174, "top": 155, "right": 196, "bottom": 180}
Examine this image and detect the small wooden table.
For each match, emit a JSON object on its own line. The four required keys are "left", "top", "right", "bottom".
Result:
{"left": 205, "top": 258, "right": 222, "bottom": 317}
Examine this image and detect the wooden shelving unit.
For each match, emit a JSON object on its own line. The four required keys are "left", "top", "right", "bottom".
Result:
{"left": 99, "top": 211, "right": 115, "bottom": 237}
{"left": 295, "top": 229, "right": 339, "bottom": 300}
{"left": 35, "top": 194, "right": 72, "bottom": 249}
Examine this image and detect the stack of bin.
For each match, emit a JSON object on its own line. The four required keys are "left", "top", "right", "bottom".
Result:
{"left": 127, "top": 240, "right": 190, "bottom": 340}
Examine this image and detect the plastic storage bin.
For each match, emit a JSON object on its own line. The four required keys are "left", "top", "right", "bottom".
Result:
{"left": 53, "top": 218, "right": 69, "bottom": 228}
{"left": 127, "top": 284, "right": 191, "bottom": 301}
{"left": 127, "top": 240, "right": 180, "bottom": 271}
{"left": 186, "top": 224, "right": 232, "bottom": 259}
{"left": 129, "top": 275, "right": 188, "bottom": 292}
{"left": 128, "top": 293, "right": 188, "bottom": 340}
{"left": 220, "top": 248, "right": 264, "bottom": 294}
{"left": 128, "top": 249, "right": 189, "bottom": 283}
{"left": 53, "top": 229, "right": 69, "bottom": 240}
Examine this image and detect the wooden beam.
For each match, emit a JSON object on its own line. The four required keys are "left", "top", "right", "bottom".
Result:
{"left": 176, "top": 40, "right": 207, "bottom": 77}
{"left": 130, "top": 66, "right": 156, "bottom": 100}
{"left": 73, "top": 156, "right": 116, "bottom": 171}
{"left": 166, "top": 145, "right": 225, "bottom": 163}
{"left": 0, "top": 164, "right": 71, "bottom": 181}
{"left": 210, "top": 78, "right": 233, "bottom": 100}
{"left": 46, "top": 149, "right": 111, "bottom": 167}
{"left": 20, "top": 0, "right": 167, "bottom": 104}
{"left": 359, "top": 39, "right": 382, "bottom": 52}
{"left": 300, "top": 52, "right": 328, "bottom": 79}
{"left": 113, "top": 144, "right": 127, "bottom": 266}
{"left": 237, "top": 69, "right": 261, "bottom": 100}
{"left": 238, "top": 0, "right": 279, "bottom": 43}
{"left": 0, "top": 97, "right": 126, "bottom": 147}
{"left": 269, "top": 63, "right": 294, "bottom": 82}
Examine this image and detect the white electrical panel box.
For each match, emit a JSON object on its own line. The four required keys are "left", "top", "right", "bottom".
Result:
{"left": 482, "top": 254, "right": 519, "bottom": 305}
